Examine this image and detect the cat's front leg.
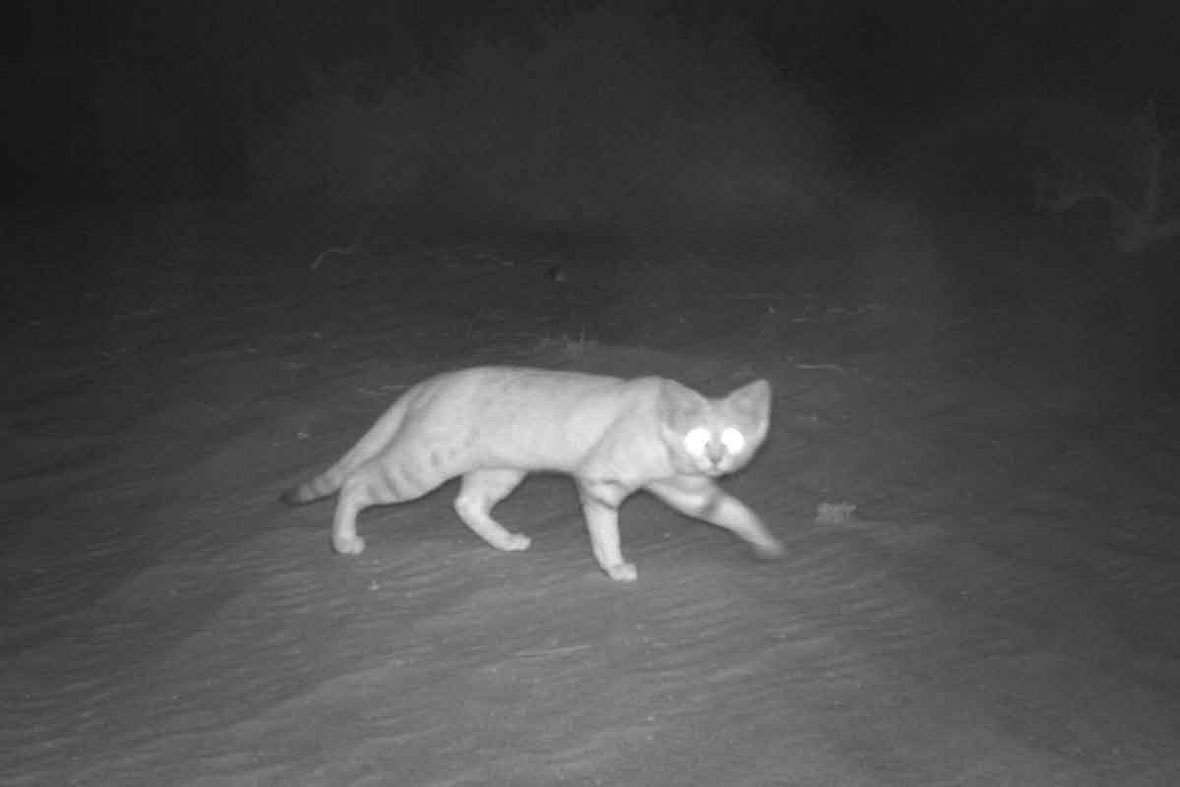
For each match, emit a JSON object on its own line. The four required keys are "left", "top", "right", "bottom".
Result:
{"left": 645, "top": 476, "right": 784, "bottom": 559}
{"left": 578, "top": 480, "right": 637, "bottom": 581}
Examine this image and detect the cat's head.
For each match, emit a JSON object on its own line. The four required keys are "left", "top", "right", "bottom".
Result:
{"left": 659, "top": 378, "right": 771, "bottom": 477}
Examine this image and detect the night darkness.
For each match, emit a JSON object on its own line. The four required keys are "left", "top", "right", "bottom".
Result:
{"left": 8, "top": 1, "right": 1180, "bottom": 201}
{"left": 6, "top": 3, "right": 1180, "bottom": 784}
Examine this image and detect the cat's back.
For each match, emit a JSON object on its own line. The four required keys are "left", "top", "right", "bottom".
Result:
{"left": 419, "top": 365, "right": 638, "bottom": 419}
{"left": 405, "top": 366, "right": 660, "bottom": 467}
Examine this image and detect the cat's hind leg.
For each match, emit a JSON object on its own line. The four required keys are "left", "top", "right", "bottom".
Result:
{"left": 454, "top": 469, "right": 531, "bottom": 551}
{"left": 332, "top": 457, "right": 442, "bottom": 555}
{"left": 332, "top": 472, "right": 376, "bottom": 555}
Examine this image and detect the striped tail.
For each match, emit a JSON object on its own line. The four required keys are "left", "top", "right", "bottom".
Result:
{"left": 280, "top": 471, "right": 341, "bottom": 505}
{"left": 279, "top": 389, "right": 413, "bottom": 507}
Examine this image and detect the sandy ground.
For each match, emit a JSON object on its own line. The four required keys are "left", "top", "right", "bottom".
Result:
{"left": 3, "top": 204, "right": 1180, "bottom": 785}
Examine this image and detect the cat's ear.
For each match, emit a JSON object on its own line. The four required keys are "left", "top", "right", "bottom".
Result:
{"left": 658, "top": 379, "right": 707, "bottom": 425}
{"left": 726, "top": 379, "right": 771, "bottom": 420}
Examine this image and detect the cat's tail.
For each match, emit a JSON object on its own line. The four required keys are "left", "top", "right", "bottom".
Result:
{"left": 280, "top": 393, "right": 413, "bottom": 506}
{"left": 280, "top": 472, "right": 339, "bottom": 505}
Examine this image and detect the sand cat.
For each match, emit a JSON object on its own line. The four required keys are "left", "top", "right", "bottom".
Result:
{"left": 282, "top": 366, "right": 783, "bottom": 581}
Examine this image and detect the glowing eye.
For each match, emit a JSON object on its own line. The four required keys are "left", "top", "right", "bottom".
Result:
{"left": 683, "top": 427, "right": 710, "bottom": 456}
{"left": 720, "top": 427, "right": 745, "bottom": 454}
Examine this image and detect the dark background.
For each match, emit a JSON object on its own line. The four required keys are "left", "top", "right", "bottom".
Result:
{"left": 6, "top": 1, "right": 1180, "bottom": 393}
{"left": 7, "top": 1, "right": 1178, "bottom": 203}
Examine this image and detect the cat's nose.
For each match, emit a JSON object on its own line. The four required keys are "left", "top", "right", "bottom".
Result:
{"left": 702, "top": 451, "right": 725, "bottom": 474}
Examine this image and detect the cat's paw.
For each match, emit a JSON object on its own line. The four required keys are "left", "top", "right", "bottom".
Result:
{"left": 605, "top": 561, "right": 638, "bottom": 582}
{"left": 333, "top": 534, "right": 366, "bottom": 555}
{"left": 501, "top": 532, "right": 532, "bottom": 551}
{"left": 753, "top": 538, "right": 785, "bottom": 560}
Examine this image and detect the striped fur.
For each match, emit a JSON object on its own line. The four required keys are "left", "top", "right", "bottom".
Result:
{"left": 282, "top": 365, "right": 781, "bottom": 581}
